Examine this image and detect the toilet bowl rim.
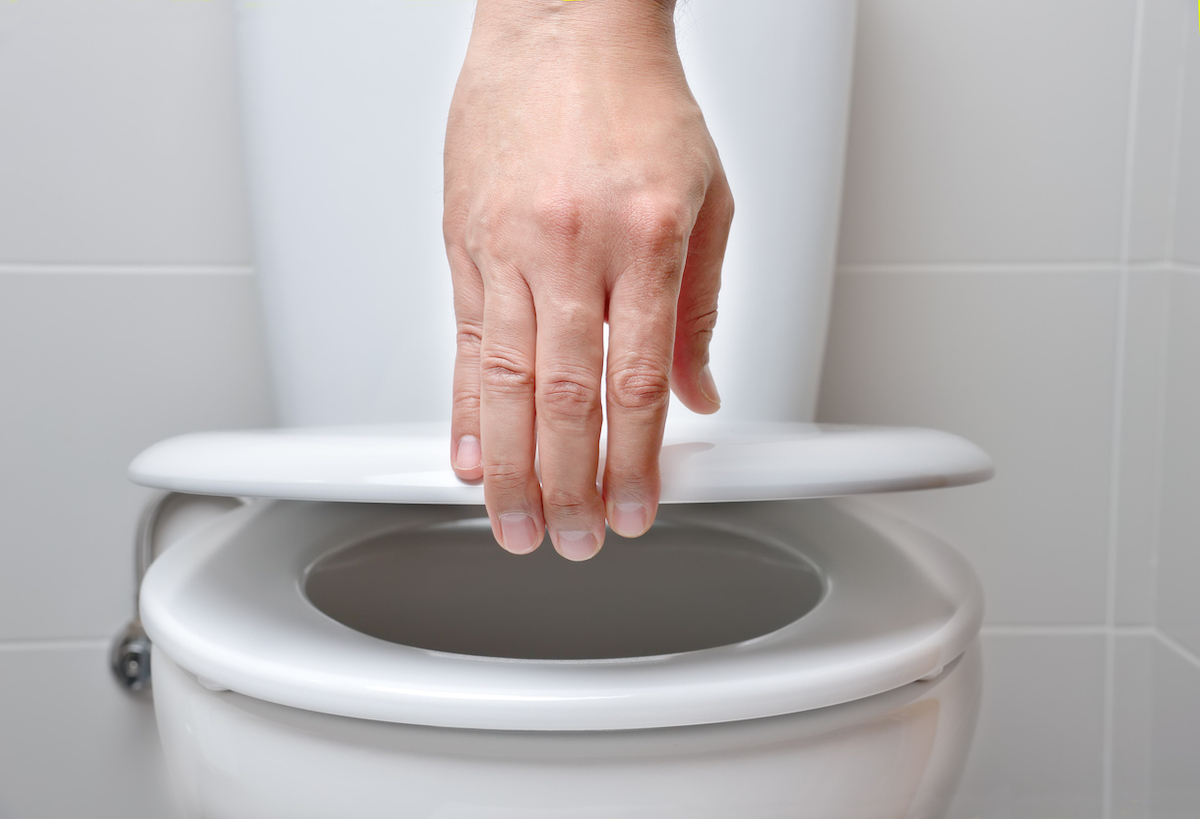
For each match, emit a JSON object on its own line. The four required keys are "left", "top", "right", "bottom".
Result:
{"left": 140, "top": 496, "right": 984, "bottom": 731}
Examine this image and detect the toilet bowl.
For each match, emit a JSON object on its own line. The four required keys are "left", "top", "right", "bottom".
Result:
{"left": 130, "top": 422, "right": 990, "bottom": 817}
{"left": 152, "top": 640, "right": 981, "bottom": 819}
{"left": 119, "top": 1, "right": 995, "bottom": 815}
{"left": 140, "top": 490, "right": 986, "bottom": 819}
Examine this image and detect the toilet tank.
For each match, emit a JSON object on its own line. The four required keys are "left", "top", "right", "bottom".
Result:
{"left": 234, "top": 0, "right": 858, "bottom": 427}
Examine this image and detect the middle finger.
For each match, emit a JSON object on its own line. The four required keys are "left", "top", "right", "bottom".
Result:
{"left": 533, "top": 282, "right": 607, "bottom": 561}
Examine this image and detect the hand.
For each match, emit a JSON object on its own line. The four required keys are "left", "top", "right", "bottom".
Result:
{"left": 443, "top": 0, "right": 732, "bottom": 560}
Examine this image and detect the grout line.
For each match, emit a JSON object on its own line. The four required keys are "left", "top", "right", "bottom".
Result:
{"left": 980, "top": 624, "right": 1154, "bottom": 637}
{"left": 1103, "top": 3, "right": 1148, "bottom": 812}
{"left": 0, "top": 263, "right": 255, "bottom": 277}
{"left": 1175, "top": 262, "right": 1200, "bottom": 276}
{"left": 1104, "top": 270, "right": 1128, "bottom": 819}
{"left": 0, "top": 638, "right": 109, "bottom": 652}
{"left": 1154, "top": 629, "right": 1200, "bottom": 673}
{"left": 1125, "top": 261, "right": 1180, "bottom": 273}
{"left": 1145, "top": 269, "right": 1172, "bottom": 630}
{"left": 836, "top": 261, "right": 1121, "bottom": 276}
{"left": 1162, "top": 14, "right": 1192, "bottom": 261}
{"left": 835, "top": 262, "right": 1182, "bottom": 276}
{"left": 1118, "top": 0, "right": 1145, "bottom": 267}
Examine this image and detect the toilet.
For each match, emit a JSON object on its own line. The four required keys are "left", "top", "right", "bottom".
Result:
{"left": 122, "top": 1, "right": 994, "bottom": 816}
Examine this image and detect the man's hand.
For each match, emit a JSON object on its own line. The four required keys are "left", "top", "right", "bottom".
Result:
{"left": 443, "top": 0, "right": 732, "bottom": 560}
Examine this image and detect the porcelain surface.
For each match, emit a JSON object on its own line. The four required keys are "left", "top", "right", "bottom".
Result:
{"left": 152, "top": 641, "right": 982, "bottom": 819}
{"left": 129, "top": 421, "right": 993, "bottom": 505}
{"left": 234, "top": 0, "right": 858, "bottom": 426}
{"left": 140, "top": 496, "right": 983, "bottom": 731}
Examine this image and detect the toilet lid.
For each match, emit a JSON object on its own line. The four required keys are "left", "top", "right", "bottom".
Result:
{"left": 129, "top": 420, "right": 992, "bottom": 503}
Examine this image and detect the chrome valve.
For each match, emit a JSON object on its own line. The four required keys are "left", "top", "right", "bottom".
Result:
{"left": 111, "top": 619, "right": 152, "bottom": 693}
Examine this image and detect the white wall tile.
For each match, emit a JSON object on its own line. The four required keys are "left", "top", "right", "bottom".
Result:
{"left": 1115, "top": 270, "right": 1171, "bottom": 625}
{"left": 0, "top": 643, "right": 183, "bottom": 819}
{"left": 1156, "top": 270, "right": 1200, "bottom": 655}
{"left": 1150, "top": 639, "right": 1200, "bottom": 819}
{"left": 0, "top": 0, "right": 251, "bottom": 265}
{"left": 1127, "top": 0, "right": 1193, "bottom": 261}
{"left": 0, "top": 271, "right": 275, "bottom": 643}
{"left": 947, "top": 632, "right": 1107, "bottom": 818}
{"left": 818, "top": 269, "right": 1119, "bottom": 625}
{"left": 1172, "top": 6, "right": 1200, "bottom": 265}
{"left": 838, "top": 0, "right": 1137, "bottom": 265}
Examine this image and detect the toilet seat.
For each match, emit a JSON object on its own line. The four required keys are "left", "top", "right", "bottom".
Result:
{"left": 136, "top": 420, "right": 989, "bottom": 731}
{"left": 139, "top": 492, "right": 984, "bottom": 732}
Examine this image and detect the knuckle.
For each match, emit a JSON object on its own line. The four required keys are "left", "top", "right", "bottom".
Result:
{"left": 624, "top": 197, "right": 690, "bottom": 283}
{"left": 711, "top": 185, "right": 735, "bottom": 225}
{"left": 542, "top": 485, "right": 594, "bottom": 517}
{"left": 463, "top": 207, "right": 509, "bottom": 261}
{"left": 452, "top": 390, "right": 480, "bottom": 419}
{"left": 685, "top": 307, "right": 719, "bottom": 340}
{"left": 548, "top": 301, "right": 596, "bottom": 330}
{"left": 534, "top": 195, "right": 588, "bottom": 240}
{"left": 627, "top": 196, "right": 690, "bottom": 253}
{"left": 462, "top": 230, "right": 486, "bottom": 263}
{"left": 603, "top": 468, "right": 656, "bottom": 496}
{"left": 442, "top": 201, "right": 469, "bottom": 243}
{"left": 483, "top": 462, "right": 529, "bottom": 495}
{"left": 538, "top": 372, "right": 601, "bottom": 421}
{"left": 480, "top": 350, "right": 535, "bottom": 396}
{"left": 456, "top": 320, "right": 483, "bottom": 352}
{"left": 607, "top": 358, "right": 671, "bottom": 413}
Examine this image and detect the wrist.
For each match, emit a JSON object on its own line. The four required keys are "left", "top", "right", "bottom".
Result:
{"left": 471, "top": 0, "right": 679, "bottom": 60}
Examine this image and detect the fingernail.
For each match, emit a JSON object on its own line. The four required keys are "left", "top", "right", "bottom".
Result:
{"left": 499, "top": 513, "right": 540, "bottom": 554}
{"left": 556, "top": 530, "right": 600, "bottom": 561}
{"left": 455, "top": 435, "right": 481, "bottom": 471}
{"left": 612, "top": 502, "right": 649, "bottom": 537}
{"left": 700, "top": 365, "right": 721, "bottom": 407}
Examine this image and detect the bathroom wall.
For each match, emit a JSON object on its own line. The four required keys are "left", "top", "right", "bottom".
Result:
{"left": 818, "top": 0, "right": 1200, "bottom": 816}
{"left": 0, "top": 1, "right": 1195, "bottom": 817}
{"left": 0, "top": 2, "right": 273, "bottom": 816}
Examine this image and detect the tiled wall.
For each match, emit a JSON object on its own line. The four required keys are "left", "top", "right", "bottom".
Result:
{"left": 818, "top": 0, "right": 1200, "bottom": 816}
{"left": 0, "top": 0, "right": 1195, "bottom": 817}
{"left": 0, "top": 1, "right": 273, "bottom": 816}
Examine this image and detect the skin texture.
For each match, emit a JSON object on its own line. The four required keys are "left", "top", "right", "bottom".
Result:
{"left": 444, "top": 0, "right": 733, "bottom": 560}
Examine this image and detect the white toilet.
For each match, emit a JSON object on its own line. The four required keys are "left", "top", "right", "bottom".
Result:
{"left": 123, "top": 2, "right": 995, "bottom": 816}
